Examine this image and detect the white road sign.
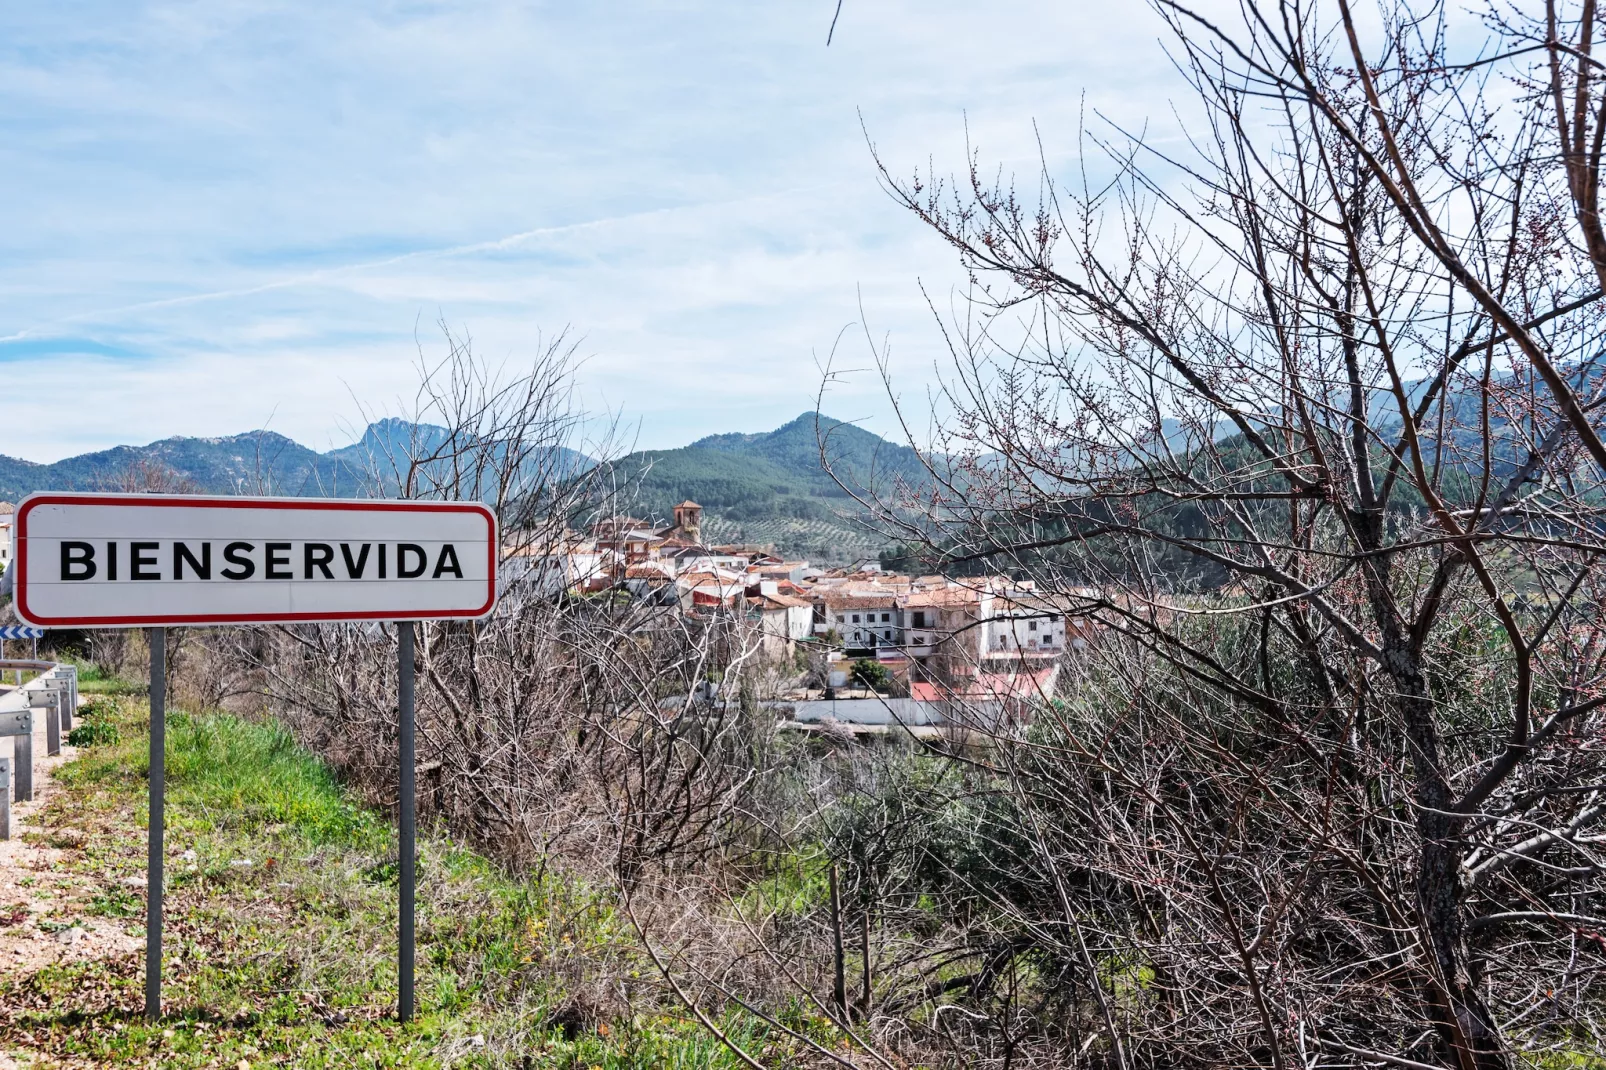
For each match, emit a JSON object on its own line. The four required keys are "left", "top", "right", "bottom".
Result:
{"left": 13, "top": 493, "right": 498, "bottom": 627}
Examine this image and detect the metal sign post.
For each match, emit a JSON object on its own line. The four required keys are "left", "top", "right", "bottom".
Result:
{"left": 11, "top": 493, "right": 498, "bottom": 1024}
{"left": 146, "top": 628, "right": 165, "bottom": 1022}
{"left": 397, "top": 621, "right": 416, "bottom": 1022}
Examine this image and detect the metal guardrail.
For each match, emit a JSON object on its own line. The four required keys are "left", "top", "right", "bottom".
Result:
{"left": 0, "top": 661, "right": 78, "bottom": 839}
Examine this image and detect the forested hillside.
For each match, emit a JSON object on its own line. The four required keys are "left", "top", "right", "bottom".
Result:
{"left": 594, "top": 413, "right": 927, "bottom": 560}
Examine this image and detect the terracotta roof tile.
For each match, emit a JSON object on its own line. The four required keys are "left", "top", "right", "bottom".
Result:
{"left": 754, "top": 593, "right": 811, "bottom": 609}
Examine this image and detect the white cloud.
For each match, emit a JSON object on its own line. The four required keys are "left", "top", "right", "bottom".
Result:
{"left": 0, "top": 0, "right": 1193, "bottom": 462}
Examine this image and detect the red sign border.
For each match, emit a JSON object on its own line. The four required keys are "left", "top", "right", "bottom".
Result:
{"left": 14, "top": 493, "right": 498, "bottom": 627}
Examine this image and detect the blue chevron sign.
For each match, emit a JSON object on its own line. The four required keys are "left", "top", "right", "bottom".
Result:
{"left": 0, "top": 626, "right": 45, "bottom": 640}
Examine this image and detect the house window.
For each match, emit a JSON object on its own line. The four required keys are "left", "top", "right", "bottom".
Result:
{"left": 1029, "top": 621, "right": 1038, "bottom": 632}
{"left": 853, "top": 631, "right": 862, "bottom": 641}
{"left": 912, "top": 611, "right": 926, "bottom": 628}
{"left": 881, "top": 613, "right": 890, "bottom": 622}
{"left": 883, "top": 630, "right": 892, "bottom": 640}
{"left": 914, "top": 636, "right": 925, "bottom": 645}
{"left": 851, "top": 614, "right": 860, "bottom": 623}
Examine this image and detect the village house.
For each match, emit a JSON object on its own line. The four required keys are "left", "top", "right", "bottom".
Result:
{"left": 750, "top": 559, "right": 812, "bottom": 584}
{"left": 665, "top": 544, "right": 751, "bottom": 574}
{"left": 808, "top": 581, "right": 906, "bottom": 655}
{"left": 676, "top": 569, "right": 748, "bottom": 609}
{"left": 620, "top": 560, "right": 678, "bottom": 602}
{"left": 927, "top": 582, "right": 1065, "bottom": 696}
{"left": 591, "top": 516, "right": 665, "bottom": 565}
{"left": 746, "top": 582, "right": 813, "bottom": 659}
{"left": 0, "top": 502, "right": 13, "bottom": 572}
{"left": 982, "top": 594, "right": 1069, "bottom": 657}
{"left": 501, "top": 531, "right": 605, "bottom": 597}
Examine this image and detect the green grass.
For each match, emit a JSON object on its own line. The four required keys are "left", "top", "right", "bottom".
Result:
{"left": 70, "top": 660, "right": 149, "bottom": 696}
{"left": 66, "top": 694, "right": 122, "bottom": 747}
{"left": 1525, "top": 1052, "right": 1606, "bottom": 1069}
{"left": 0, "top": 696, "right": 812, "bottom": 1068}
{"left": 734, "top": 851, "right": 830, "bottom": 921}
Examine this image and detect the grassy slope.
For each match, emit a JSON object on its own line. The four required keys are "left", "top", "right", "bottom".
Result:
{"left": 0, "top": 686, "right": 795, "bottom": 1069}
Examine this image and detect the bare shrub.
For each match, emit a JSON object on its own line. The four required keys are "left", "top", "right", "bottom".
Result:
{"left": 86, "top": 630, "right": 129, "bottom": 680}
{"left": 164, "top": 327, "right": 803, "bottom": 1040}
{"left": 602, "top": 3, "right": 1606, "bottom": 1068}
{"left": 95, "top": 456, "right": 196, "bottom": 495}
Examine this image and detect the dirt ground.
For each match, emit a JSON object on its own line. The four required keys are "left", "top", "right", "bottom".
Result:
{"left": 0, "top": 690, "right": 141, "bottom": 1067}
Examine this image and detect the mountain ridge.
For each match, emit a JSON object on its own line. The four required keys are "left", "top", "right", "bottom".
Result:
{"left": 0, "top": 413, "right": 918, "bottom": 561}
{"left": 598, "top": 412, "right": 926, "bottom": 560}
{"left": 0, "top": 430, "right": 362, "bottom": 498}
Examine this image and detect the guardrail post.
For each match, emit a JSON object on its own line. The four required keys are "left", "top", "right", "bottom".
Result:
{"left": 0, "top": 756, "right": 10, "bottom": 839}
{"left": 61, "top": 669, "right": 75, "bottom": 732}
{"left": 42, "top": 677, "right": 70, "bottom": 742}
{"left": 43, "top": 691, "right": 59, "bottom": 757}
{"left": 14, "top": 719, "right": 31, "bottom": 803}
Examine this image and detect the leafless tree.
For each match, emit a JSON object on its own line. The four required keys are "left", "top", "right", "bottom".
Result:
{"left": 96, "top": 456, "right": 197, "bottom": 496}
{"left": 201, "top": 330, "right": 777, "bottom": 958}
{"left": 774, "top": 1, "right": 1606, "bottom": 1066}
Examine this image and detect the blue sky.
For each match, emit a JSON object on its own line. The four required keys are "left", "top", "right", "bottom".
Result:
{"left": 0, "top": 1, "right": 1184, "bottom": 462}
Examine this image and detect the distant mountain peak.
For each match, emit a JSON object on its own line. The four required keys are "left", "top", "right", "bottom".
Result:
{"left": 690, "top": 411, "right": 853, "bottom": 450}
{"left": 600, "top": 411, "right": 925, "bottom": 563}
